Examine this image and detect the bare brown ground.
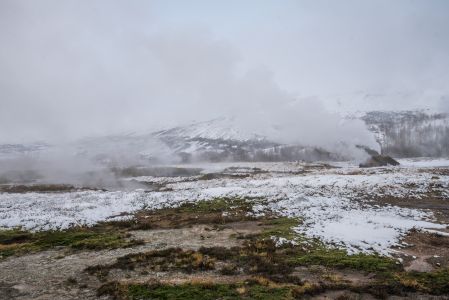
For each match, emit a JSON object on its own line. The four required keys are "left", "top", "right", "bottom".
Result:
{"left": 393, "top": 229, "right": 449, "bottom": 272}
{"left": 0, "top": 221, "right": 266, "bottom": 300}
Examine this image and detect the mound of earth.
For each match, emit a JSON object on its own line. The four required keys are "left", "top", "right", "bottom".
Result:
{"left": 357, "top": 145, "right": 400, "bottom": 168}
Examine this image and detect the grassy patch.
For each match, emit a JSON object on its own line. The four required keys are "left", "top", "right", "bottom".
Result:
{"left": 0, "top": 228, "right": 33, "bottom": 244}
{"left": 291, "top": 249, "right": 400, "bottom": 273}
{"left": 98, "top": 281, "right": 295, "bottom": 300}
{"left": 0, "top": 184, "right": 77, "bottom": 193}
{"left": 257, "top": 217, "right": 302, "bottom": 241}
{"left": 112, "top": 166, "right": 203, "bottom": 178}
{"left": 352, "top": 269, "right": 449, "bottom": 298}
{"left": 106, "top": 197, "right": 264, "bottom": 230}
{"left": 0, "top": 227, "right": 143, "bottom": 259}
{"left": 197, "top": 173, "right": 251, "bottom": 180}
{"left": 395, "top": 269, "right": 449, "bottom": 294}
{"left": 175, "top": 197, "right": 255, "bottom": 214}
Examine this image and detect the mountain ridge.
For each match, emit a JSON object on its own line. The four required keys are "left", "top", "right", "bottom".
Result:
{"left": 1, "top": 109, "right": 448, "bottom": 164}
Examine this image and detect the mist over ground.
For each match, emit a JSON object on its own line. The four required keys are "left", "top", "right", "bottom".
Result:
{"left": 1, "top": 0, "right": 448, "bottom": 183}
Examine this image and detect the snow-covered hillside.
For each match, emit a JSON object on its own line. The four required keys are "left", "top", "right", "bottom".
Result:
{"left": 154, "top": 117, "right": 265, "bottom": 142}
{"left": 0, "top": 117, "right": 343, "bottom": 166}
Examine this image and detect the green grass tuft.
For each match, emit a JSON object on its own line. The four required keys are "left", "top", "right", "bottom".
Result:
{"left": 0, "top": 228, "right": 142, "bottom": 259}
{"left": 100, "top": 282, "right": 294, "bottom": 300}
{"left": 258, "top": 217, "right": 302, "bottom": 241}
{"left": 176, "top": 197, "right": 255, "bottom": 214}
{"left": 292, "top": 249, "right": 400, "bottom": 273}
{"left": 396, "top": 268, "right": 449, "bottom": 294}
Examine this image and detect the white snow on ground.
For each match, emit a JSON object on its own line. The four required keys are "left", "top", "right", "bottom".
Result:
{"left": 398, "top": 158, "right": 449, "bottom": 168}
{"left": 0, "top": 159, "right": 448, "bottom": 255}
{"left": 0, "top": 191, "right": 147, "bottom": 231}
{"left": 271, "top": 197, "right": 446, "bottom": 255}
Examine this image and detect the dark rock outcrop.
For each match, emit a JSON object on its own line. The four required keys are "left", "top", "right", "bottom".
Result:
{"left": 357, "top": 145, "right": 400, "bottom": 168}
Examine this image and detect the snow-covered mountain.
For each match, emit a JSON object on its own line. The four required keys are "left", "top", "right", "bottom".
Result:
{"left": 68, "top": 109, "right": 449, "bottom": 162}
{"left": 0, "top": 118, "right": 343, "bottom": 165}
{"left": 2, "top": 108, "right": 448, "bottom": 166}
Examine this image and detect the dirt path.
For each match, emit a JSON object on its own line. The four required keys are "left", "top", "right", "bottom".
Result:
{"left": 0, "top": 222, "right": 262, "bottom": 300}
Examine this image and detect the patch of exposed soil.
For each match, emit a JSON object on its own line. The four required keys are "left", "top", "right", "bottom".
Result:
{"left": 395, "top": 229, "right": 449, "bottom": 272}
{"left": 310, "top": 290, "right": 377, "bottom": 300}
{"left": 130, "top": 221, "right": 267, "bottom": 249}
{"left": 0, "top": 221, "right": 266, "bottom": 300}
{"left": 292, "top": 266, "right": 376, "bottom": 287}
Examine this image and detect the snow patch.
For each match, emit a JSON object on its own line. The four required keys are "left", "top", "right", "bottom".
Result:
{"left": 0, "top": 160, "right": 448, "bottom": 255}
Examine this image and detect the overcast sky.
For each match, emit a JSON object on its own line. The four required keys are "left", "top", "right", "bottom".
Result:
{"left": 1, "top": 0, "right": 448, "bottom": 143}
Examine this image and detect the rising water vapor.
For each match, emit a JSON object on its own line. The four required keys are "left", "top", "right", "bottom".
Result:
{"left": 1, "top": 0, "right": 447, "bottom": 178}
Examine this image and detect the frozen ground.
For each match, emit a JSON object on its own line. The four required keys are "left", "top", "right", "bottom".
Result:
{"left": 1, "top": 158, "right": 448, "bottom": 255}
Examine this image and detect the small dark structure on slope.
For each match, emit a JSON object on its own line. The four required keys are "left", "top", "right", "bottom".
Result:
{"left": 357, "top": 145, "right": 400, "bottom": 168}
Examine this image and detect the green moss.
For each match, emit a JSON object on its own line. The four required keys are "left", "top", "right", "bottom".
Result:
{"left": 292, "top": 249, "right": 400, "bottom": 273}
{"left": 245, "top": 284, "right": 293, "bottom": 299}
{"left": 177, "top": 197, "right": 254, "bottom": 214}
{"left": 258, "top": 217, "right": 302, "bottom": 241}
{"left": 0, "top": 228, "right": 142, "bottom": 259}
{"left": 34, "top": 230, "right": 101, "bottom": 248}
{"left": 70, "top": 234, "right": 139, "bottom": 250}
{"left": 112, "top": 166, "right": 202, "bottom": 178}
{"left": 101, "top": 282, "right": 293, "bottom": 300}
{"left": 0, "top": 228, "right": 33, "bottom": 244}
{"left": 127, "top": 283, "right": 239, "bottom": 300}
